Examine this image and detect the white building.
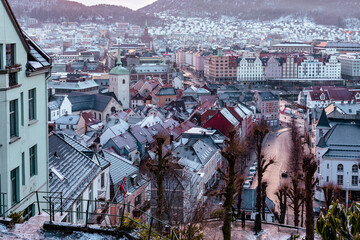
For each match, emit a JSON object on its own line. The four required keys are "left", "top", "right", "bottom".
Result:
{"left": 338, "top": 53, "right": 360, "bottom": 80}
{"left": 297, "top": 56, "right": 341, "bottom": 79}
{"left": 0, "top": 0, "right": 51, "bottom": 218}
{"left": 237, "top": 57, "right": 264, "bottom": 84}
{"left": 315, "top": 120, "right": 360, "bottom": 201}
{"left": 109, "top": 50, "right": 130, "bottom": 109}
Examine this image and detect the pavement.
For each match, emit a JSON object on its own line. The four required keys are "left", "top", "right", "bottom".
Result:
{"left": 203, "top": 220, "right": 320, "bottom": 240}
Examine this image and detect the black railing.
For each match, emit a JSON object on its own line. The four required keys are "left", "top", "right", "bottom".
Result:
{"left": 42, "top": 196, "right": 179, "bottom": 240}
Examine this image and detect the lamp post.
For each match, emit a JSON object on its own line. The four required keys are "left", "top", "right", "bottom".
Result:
{"left": 346, "top": 181, "right": 350, "bottom": 214}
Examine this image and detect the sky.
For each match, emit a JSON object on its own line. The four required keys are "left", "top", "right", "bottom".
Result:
{"left": 69, "top": 0, "right": 157, "bottom": 10}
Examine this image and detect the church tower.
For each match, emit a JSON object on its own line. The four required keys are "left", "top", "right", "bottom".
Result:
{"left": 109, "top": 49, "right": 130, "bottom": 109}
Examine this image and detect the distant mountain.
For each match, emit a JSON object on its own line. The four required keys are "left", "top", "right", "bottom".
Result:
{"left": 7, "top": 0, "right": 156, "bottom": 25}
{"left": 140, "top": 0, "right": 360, "bottom": 26}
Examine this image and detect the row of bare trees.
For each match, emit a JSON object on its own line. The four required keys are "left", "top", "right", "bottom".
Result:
{"left": 275, "top": 119, "right": 318, "bottom": 240}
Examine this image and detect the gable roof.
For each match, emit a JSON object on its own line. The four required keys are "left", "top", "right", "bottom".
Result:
{"left": 49, "top": 133, "right": 102, "bottom": 211}
{"left": 68, "top": 92, "right": 118, "bottom": 112}
{"left": 1, "top": 0, "right": 29, "bottom": 52}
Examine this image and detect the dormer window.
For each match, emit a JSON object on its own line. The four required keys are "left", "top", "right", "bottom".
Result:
{"left": 356, "top": 93, "right": 360, "bottom": 100}
{"left": 320, "top": 93, "right": 325, "bottom": 101}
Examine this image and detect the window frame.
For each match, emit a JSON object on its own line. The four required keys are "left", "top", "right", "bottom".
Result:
{"left": 9, "top": 99, "right": 19, "bottom": 139}
{"left": 29, "top": 145, "right": 38, "bottom": 177}
{"left": 28, "top": 88, "right": 36, "bottom": 121}
{"left": 337, "top": 164, "right": 344, "bottom": 172}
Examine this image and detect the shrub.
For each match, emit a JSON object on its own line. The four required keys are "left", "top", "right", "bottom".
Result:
{"left": 8, "top": 211, "right": 24, "bottom": 224}
{"left": 210, "top": 209, "right": 224, "bottom": 219}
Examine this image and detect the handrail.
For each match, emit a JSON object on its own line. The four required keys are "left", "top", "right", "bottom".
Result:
{"left": 2, "top": 191, "right": 63, "bottom": 219}
{"left": 42, "top": 195, "right": 180, "bottom": 240}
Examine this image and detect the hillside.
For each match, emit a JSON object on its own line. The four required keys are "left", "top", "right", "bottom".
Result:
{"left": 7, "top": 0, "right": 157, "bottom": 25}
{"left": 140, "top": 0, "right": 360, "bottom": 26}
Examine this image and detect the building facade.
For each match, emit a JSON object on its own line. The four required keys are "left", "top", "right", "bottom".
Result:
{"left": 0, "top": 0, "right": 51, "bottom": 217}
{"left": 237, "top": 57, "right": 264, "bottom": 84}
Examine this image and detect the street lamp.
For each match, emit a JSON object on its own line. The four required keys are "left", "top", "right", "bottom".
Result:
{"left": 346, "top": 181, "right": 350, "bottom": 214}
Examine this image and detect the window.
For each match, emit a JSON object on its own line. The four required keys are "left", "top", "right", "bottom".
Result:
{"left": 76, "top": 196, "right": 83, "bottom": 220}
{"left": 6, "top": 44, "right": 15, "bottom": 66}
{"left": 337, "top": 164, "right": 344, "bottom": 172}
{"left": 0, "top": 44, "right": 3, "bottom": 68}
{"left": 20, "top": 92, "right": 24, "bottom": 126}
{"left": 352, "top": 164, "right": 358, "bottom": 173}
{"left": 94, "top": 112, "right": 96, "bottom": 119}
{"left": 29, "top": 145, "right": 37, "bottom": 177}
{"left": 352, "top": 176, "right": 358, "bottom": 186}
{"left": 11, "top": 167, "right": 19, "bottom": 204}
{"left": 326, "top": 176, "right": 329, "bottom": 182}
{"left": 28, "top": 89, "right": 36, "bottom": 121}
{"left": 22, "top": 152, "right": 25, "bottom": 186}
{"left": 10, "top": 99, "right": 18, "bottom": 138}
{"left": 337, "top": 175, "right": 343, "bottom": 185}
{"left": 327, "top": 163, "right": 329, "bottom": 169}
{"left": 135, "top": 194, "right": 142, "bottom": 207}
{"left": 101, "top": 173, "right": 105, "bottom": 188}
{"left": 123, "top": 79, "right": 125, "bottom": 84}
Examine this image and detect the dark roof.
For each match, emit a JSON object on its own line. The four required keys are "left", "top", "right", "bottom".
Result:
{"left": 235, "top": 188, "right": 275, "bottom": 212}
{"left": 322, "top": 124, "right": 360, "bottom": 159}
{"left": 49, "top": 133, "right": 102, "bottom": 211}
{"left": 316, "top": 109, "right": 331, "bottom": 128}
{"left": 156, "top": 87, "right": 177, "bottom": 96}
{"left": 317, "top": 136, "right": 328, "bottom": 148}
{"left": 102, "top": 151, "right": 147, "bottom": 202}
{"left": 257, "top": 92, "right": 279, "bottom": 101}
{"left": 68, "top": 92, "right": 117, "bottom": 112}
{"left": 164, "top": 100, "right": 187, "bottom": 112}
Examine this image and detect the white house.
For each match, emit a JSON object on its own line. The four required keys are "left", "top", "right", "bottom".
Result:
{"left": 48, "top": 94, "right": 72, "bottom": 122}
{"left": 237, "top": 57, "right": 264, "bottom": 84}
{"left": 0, "top": 0, "right": 51, "bottom": 219}
{"left": 315, "top": 122, "right": 360, "bottom": 202}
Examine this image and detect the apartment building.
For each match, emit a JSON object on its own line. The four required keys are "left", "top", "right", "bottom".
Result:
{"left": 0, "top": 0, "right": 51, "bottom": 218}
{"left": 204, "top": 48, "right": 237, "bottom": 84}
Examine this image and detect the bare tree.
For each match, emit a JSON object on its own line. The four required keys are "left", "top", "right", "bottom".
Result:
{"left": 253, "top": 122, "right": 274, "bottom": 233}
{"left": 220, "top": 130, "right": 246, "bottom": 240}
{"left": 322, "top": 183, "right": 342, "bottom": 211}
{"left": 261, "top": 181, "right": 268, "bottom": 221}
{"left": 275, "top": 184, "right": 289, "bottom": 224}
{"left": 287, "top": 118, "right": 304, "bottom": 227}
{"left": 302, "top": 155, "right": 318, "bottom": 240}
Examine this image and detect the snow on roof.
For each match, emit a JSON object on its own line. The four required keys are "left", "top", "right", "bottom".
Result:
{"left": 220, "top": 108, "right": 240, "bottom": 127}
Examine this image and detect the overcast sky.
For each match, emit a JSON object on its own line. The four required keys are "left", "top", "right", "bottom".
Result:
{"left": 69, "top": 0, "right": 157, "bottom": 10}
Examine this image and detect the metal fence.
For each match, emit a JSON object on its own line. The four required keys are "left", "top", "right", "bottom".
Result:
{"left": 42, "top": 195, "right": 180, "bottom": 240}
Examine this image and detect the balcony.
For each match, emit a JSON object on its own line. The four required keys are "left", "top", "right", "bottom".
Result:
{"left": 0, "top": 64, "right": 22, "bottom": 74}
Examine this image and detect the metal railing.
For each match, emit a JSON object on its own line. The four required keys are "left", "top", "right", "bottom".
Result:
{"left": 42, "top": 195, "right": 180, "bottom": 240}
{"left": 0, "top": 193, "right": 7, "bottom": 217}
{"left": 1, "top": 191, "right": 62, "bottom": 219}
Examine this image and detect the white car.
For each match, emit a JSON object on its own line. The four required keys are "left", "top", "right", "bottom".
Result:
{"left": 243, "top": 181, "right": 251, "bottom": 189}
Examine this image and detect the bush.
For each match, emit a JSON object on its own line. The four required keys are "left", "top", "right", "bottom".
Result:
{"left": 210, "top": 209, "right": 224, "bottom": 219}
{"left": 8, "top": 211, "right": 24, "bottom": 224}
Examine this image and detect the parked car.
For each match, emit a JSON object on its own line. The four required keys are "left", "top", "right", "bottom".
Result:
{"left": 252, "top": 162, "right": 258, "bottom": 168}
{"left": 249, "top": 166, "right": 256, "bottom": 173}
{"left": 281, "top": 171, "right": 288, "bottom": 178}
{"left": 246, "top": 176, "right": 253, "bottom": 184}
{"left": 244, "top": 181, "right": 251, "bottom": 189}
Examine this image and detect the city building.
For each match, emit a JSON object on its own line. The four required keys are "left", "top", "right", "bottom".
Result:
{"left": 270, "top": 43, "right": 314, "bottom": 54}
{"left": 204, "top": 48, "right": 238, "bottom": 84}
{"left": 109, "top": 51, "right": 130, "bottom": 109}
{"left": 0, "top": 0, "right": 51, "bottom": 218}
{"left": 254, "top": 92, "right": 280, "bottom": 127}
{"left": 237, "top": 57, "right": 264, "bottom": 84}
{"left": 338, "top": 53, "right": 360, "bottom": 81}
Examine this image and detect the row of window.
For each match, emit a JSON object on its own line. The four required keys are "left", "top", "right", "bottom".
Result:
{"left": 10, "top": 145, "right": 38, "bottom": 204}
{"left": 10, "top": 89, "right": 37, "bottom": 139}
{"left": 337, "top": 164, "right": 358, "bottom": 173}
{"left": 337, "top": 175, "right": 359, "bottom": 186}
